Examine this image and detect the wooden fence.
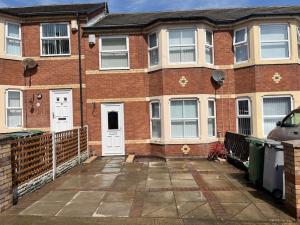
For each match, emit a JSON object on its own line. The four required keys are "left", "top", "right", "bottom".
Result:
{"left": 11, "top": 126, "right": 88, "bottom": 187}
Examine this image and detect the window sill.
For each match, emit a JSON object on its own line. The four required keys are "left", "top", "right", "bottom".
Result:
{"left": 0, "top": 54, "right": 23, "bottom": 61}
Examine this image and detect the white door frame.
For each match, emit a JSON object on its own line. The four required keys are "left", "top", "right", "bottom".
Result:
{"left": 101, "top": 103, "right": 125, "bottom": 156}
{"left": 50, "top": 89, "right": 73, "bottom": 132}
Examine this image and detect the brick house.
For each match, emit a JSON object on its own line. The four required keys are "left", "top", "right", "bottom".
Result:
{"left": 0, "top": 3, "right": 300, "bottom": 157}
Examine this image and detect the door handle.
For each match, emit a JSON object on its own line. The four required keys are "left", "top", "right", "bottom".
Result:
{"left": 52, "top": 113, "right": 55, "bottom": 119}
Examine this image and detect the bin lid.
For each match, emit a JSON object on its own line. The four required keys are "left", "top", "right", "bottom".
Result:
{"left": 5, "top": 130, "right": 44, "bottom": 138}
{"left": 265, "top": 139, "right": 283, "bottom": 150}
{"left": 247, "top": 137, "right": 265, "bottom": 145}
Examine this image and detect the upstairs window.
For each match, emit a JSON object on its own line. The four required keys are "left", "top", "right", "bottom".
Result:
{"left": 233, "top": 28, "right": 248, "bottom": 63}
{"left": 150, "top": 102, "right": 161, "bottom": 139}
{"left": 100, "top": 36, "right": 129, "bottom": 70}
{"left": 298, "top": 28, "right": 300, "bottom": 59}
{"left": 260, "top": 24, "right": 289, "bottom": 59}
{"left": 148, "top": 33, "right": 159, "bottom": 66}
{"left": 169, "top": 29, "right": 196, "bottom": 64}
{"left": 41, "top": 23, "right": 70, "bottom": 56}
{"left": 205, "top": 30, "right": 214, "bottom": 64}
{"left": 237, "top": 98, "right": 252, "bottom": 135}
{"left": 6, "top": 90, "right": 23, "bottom": 128}
{"left": 5, "top": 22, "right": 21, "bottom": 56}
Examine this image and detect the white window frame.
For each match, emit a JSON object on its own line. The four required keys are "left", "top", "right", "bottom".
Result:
{"left": 205, "top": 30, "right": 214, "bottom": 65}
{"left": 259, "top": 23, "right": 290, "bottom": 60}
{"left": 167, "top": 28, "right": 197, "bottom": 65}
{"left": 5, "top": 90, "right": 23, "bottom": 128}
{"left": 40, "top": 22, "right": 71, "bottom": 57}
{"left": 148, "top": 32, "right": 159, "bottom": 67}
{"left": 233, "top": 27, "right": 249, "bottom": 64}
{"left": 99, "top": 35, "right": 130, "bottom": 70}
{"left": 236, "top": 98, "right": 252, "bottom": 135}
{"left": 150, "top": 101, "right": 161, "bottom": 139}
{"left": 5, "top": 21, "right": 22, "bottom": 56}
{"left": 169, "top": 98, "right": 200, "bottom": 139}
{"left": 262, "top": 95, "right": 293, "bottom": 137}
{"left": 207, "top": 98, "right": 216, "bottom": 137}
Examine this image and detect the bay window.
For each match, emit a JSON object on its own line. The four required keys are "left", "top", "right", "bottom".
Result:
{"left": 205, "top": 30, "right": 214, "bottom": 64}
{"left": 234, "top": 28, "right": 248, "bottom": 63}
{"left": 170, "top": 100, "right": 199, "bottom": 138}
{"left": 41, "top": 23, "right": 70, "bottom": 56}
{"left": 6, "top": 22, "right": 21, "bottom": 56}
{"left": 168, "top": 29, "right": 196, "bottom": 64}
{"left": 148, "top": 33, "right": 159, "bottom": 66}
{"left": 150, "top": 102, "right": 161, "bottom": 139}
{"left": 208, "top": 99, "right": 216, "bottom": 137}
{"left": 260, "top": 24, "right": 289, "bottom": 59}
{"left": 6, "top": 90, "right": 23, "bottom": 128}
{"left": 100, "top": 36, "right": 129, "bottom": 69}
{"left": 237, "top": 98, "right": 252, "bottom": 135}
{"left": 263, "top": 96, "right": 292, "bottom": 136}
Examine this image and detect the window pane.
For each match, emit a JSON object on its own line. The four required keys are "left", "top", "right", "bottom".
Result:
{"left": 8, "top": 91, "right": 20, "bottom": 107}
{"left": 169, "top": 46, "right": 181, "bottom": 63}
{"left": 208, "top": 101, "right": 215, "bottom": 116}
{"left": 238, "top": 100, "right": 250, "bottom": 115}
{"left": 7, "top": 39, "right": 21, "bottom": 55}
{"left": 263, "top": 97, "right": 291, "bottom": 116}
{"left": 235, "top": 29, "right": 246, "bottom": 43}
{"left": 235, "top": 44, "right": 248, "bottom": 62}
{"left": 206, "top": 31, "right": 213, "bottom": 45}
{"left": 264, "top": 117, "right": 282, "bottom": 136}
{"left": 149, "top": 33, "right": 157, "bottom": 48}
{"left": 181, "top": 46, "right": 196, "bottom": 62}
{"left": 171, "top": 101, "right": 183, "bottom": 118}
{"left": 169, "top": 30, "right": 181, "bottom": 45}
{"left": 101, "top": 52, "right": 128, "bottom": 68}
{"left": 7, "top": 109, "right": 22, "bottom": 128}
{"left": 7, "top": 23, "right": 20, "bottom": 38}
{"left": 42, "top": 24, "right": 55, "bottom": 37}
{"left": 261, "top": 42, "right": 289, "bottom": 59}
{"left": 56, "top": 39, "right": 69, "bottom": 55}
{"left": 208, "top": 118, "right": 216, "bottom": 137}
{"left": 238, "top": 118, "right": 251, "bottom": 135}
{"left": 184, "top": 120, "right": 198, "bottom": 137}
{"left": 108, "top": 111, "right": 118, "bottom": 130}
{"left": 260, "top": 24, "right": 288, "bottom": 41}
{"left": 150, "top": 48, "right": 159, "bottom": 66}
{"left": 182, "top": 29, "right": 195, "bottom": 45}
{"left": 184, "top": 100, "right": 197, "bottom": 118}
{"left": 102, "top": 38, "right": 127, "bottom": 51}
{"left": 205, "top": 47, "right": 213, "bottom": 64}
{"left": 151, "top": 102, "right": 160, "bottom": 118}
{"left": 56, "top": 24, "right": 68, "bottom": 37}
{"left": 171, "top": 120, "right": 184, "bottom": 138}
{"left": 152, "top": 120, "right": 161, "bottom": 138}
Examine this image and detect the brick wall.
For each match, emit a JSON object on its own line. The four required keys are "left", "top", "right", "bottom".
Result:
{"left": 213, "top": 30, "right": 234, "bottom": 65}
{"left": 0, "top": 139, "right": 13, "bottom": 212}
{"left": 283, "top": 140, "right": 300, "bottom": 220}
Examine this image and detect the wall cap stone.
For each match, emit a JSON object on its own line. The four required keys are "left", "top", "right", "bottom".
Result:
{"left": 283, "top": 140, "right": 300, "bottom": 149}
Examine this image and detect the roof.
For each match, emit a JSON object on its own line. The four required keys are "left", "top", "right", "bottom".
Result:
{"left": 88, "top": 6, "right": 300, "bottom": 29}
{"left": 0, "top": 2, "right": 107, "bottom": 17}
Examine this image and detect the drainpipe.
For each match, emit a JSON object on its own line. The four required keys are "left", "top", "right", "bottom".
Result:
{"left": 77, "top": 11, "right": 84, "bottom": 128}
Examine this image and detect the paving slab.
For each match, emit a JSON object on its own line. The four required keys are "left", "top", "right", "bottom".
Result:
{"left": 144, "top": 191, "right": 174, "bottom": 203}
{"left": 103, "top": 192, "right": 134, "bottom": 203}
{"left": 142, "top": 202, "right": 178, "bottom": 218}
{"left": 146, "top": 179, "right": 172, "bottom": 188}
{"left": 71, "top": 191, "right": 105, "bottom": 203}
{"left": 20, "top": 201, "right": 66, "bottom": 216}
{"left": 213, "top": 191, "right": 250, "bottom": 203}
{"left": 94, "top": 202, "right": 132, "bottom": 217}
{"left": 56, "top": 202, "right": 99, "bottom": 217}
{"left": 176, "top": 202, "right": 215, "bottom": 219}
{"left": 171, "top": 179, "right": 198, "bottom": 188}
{"left": 39, "top": 191, "right": 77, "bottom": 202}
{"left": 174, "top": 191, "right": 206, "bottom": 202}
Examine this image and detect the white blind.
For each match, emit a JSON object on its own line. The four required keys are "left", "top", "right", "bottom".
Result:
{"left": 6, "top": 23, "right": 21, "bottom": 56}
{"left": 151, "top": 102, "right": 161, "bottom": 138}
{"left": 208, "top": 100, "right": 216, "bottom": 137}
{"left": 6, "top": 91, "right": 22, "bottom": 128}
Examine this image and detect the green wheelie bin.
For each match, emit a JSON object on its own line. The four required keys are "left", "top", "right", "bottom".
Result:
{"left": 247, "top": 137, "right": 265, "bottom": 186}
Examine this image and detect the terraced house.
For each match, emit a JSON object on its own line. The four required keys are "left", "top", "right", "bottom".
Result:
{"left": 0, "top": 3, "right": 300, "bottom": 157}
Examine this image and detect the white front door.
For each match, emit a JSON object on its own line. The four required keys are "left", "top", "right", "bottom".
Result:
{"left": 101, "top": 103, "right": 125, "bottom": 156}
{"left": 50, "top": 90, "right": 73, "bottom": 132}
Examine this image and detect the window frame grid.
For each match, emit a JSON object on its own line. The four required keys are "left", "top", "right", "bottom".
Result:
{"left": 297, "top": 27, "right": 300, "bottom": 59}
{"left": 167, "top": 28, "right": 198, "bottom": 65}
{"left": 207, "top": 99, "right": 216, "bottom": 137}
{"left": 5, "top": 21, "right": 22, "bottom": 56}
{"left": 233, "top": 27, "right": 249, "bottom": 64}
{"left": 40, "top": 22, "right": 71, "bottom": 57}
{"left": 259, "top": 23, "right": 290, "bottom": 60}
{"left": 262, "top": 95, "right": 293, "bottom": 137}
{"left": 5, "top": 89, "right": 23, "bottom": 128}
{"left": 150, "top": 101, "right": 161, "bottom": 139}
{"left": 236, "top": 98, "right": 252, "bottom": 135}
{"left": 169, "top": 99, "right": 200, "bottom": 139}
{"left": 99, "top": 35, "right": 130, "bottom": 70}
{"left": 148, "top": 32, "right": 159, "bottom": 67}
{"left": 205, "top": 30, "right": 214, "bottom": 65}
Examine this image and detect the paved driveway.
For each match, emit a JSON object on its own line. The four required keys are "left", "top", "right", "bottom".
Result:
{"left": 1, "top": 157, "right": 296, "bottom": 225}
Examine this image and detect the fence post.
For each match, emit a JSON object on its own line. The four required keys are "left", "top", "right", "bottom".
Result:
{"left": 78, "top": 128, "right": 81, "bottom": 164}
{"left": 86, "top": 125, "right": 90, "bottom": 157}
{"left": 52, "top": 132, "right": 56, "bottom": 180}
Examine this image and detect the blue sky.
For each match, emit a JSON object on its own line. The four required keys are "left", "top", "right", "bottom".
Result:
{"left": 0, "top": 0, "right": 299, "bottom": 12}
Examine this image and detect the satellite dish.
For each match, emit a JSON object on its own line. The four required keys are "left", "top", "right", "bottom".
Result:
{"left": 23, "top": 58, "right": 38, "bottom": 71}
{"left": 212, "top": 70, "right": 225, "bottom": 86}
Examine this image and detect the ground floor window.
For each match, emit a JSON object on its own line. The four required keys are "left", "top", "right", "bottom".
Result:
{"left": 150, "top": 101, "right": 161, "bottom": 138}
{"left": 6, "top": 90, "right": 22, "bottom": 128}
{"left": 237, "top": 98, "right": 252, "bottom": 135}
{"left": 208, "top": 99, "right": 216, "bottom": 137}
{"left": 263, "top": 96, "right": 292, "bottom": 136}
{"left": 170, "top": 99, "right": 199, "bottom": 138}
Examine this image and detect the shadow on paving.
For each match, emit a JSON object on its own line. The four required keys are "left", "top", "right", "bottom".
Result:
{"left": 0, "top": 156, "right": 297, "bottom": 225}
